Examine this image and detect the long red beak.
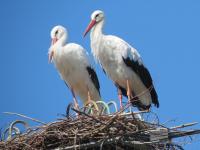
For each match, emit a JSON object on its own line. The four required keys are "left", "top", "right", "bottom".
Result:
{"left": 51, "top": 37, "right": 58, "bottom": 45}
{"left": 83, "top": 19, "right": 96, "bottom": 37}
{"left": 48, "top": 50, "right": 54, "bottom": 63}
{"left": 48, "top": 38, "right": 57, "bottom": 63}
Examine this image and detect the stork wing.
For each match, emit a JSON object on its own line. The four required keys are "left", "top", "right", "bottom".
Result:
{"left": 86, "top": 66, "right": 100, "bottom": 95}
{"left": 122, "top": 52, "right": 159, "bottom": 108}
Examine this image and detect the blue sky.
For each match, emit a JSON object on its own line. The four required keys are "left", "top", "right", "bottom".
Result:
{"left": 0, "top": 0, "right": 200, "bottom": 149}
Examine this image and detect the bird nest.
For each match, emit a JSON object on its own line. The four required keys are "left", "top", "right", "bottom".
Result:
{"left": 0, "top": 102, "right": 199, "bottom": 150}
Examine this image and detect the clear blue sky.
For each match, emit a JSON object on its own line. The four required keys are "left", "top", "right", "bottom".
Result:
{"left": 0, "top": 0, "right": 200, "bottom": 149}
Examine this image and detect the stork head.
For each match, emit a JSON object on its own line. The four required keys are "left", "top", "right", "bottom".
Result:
{"left": 84, "top": 10, "right": 104, "bottom": 37}
{"left": 50, "top": 25, "right": 67, "bottom": 45}
{"left": 49, "top": 25, "right": 67, "bottom": 63}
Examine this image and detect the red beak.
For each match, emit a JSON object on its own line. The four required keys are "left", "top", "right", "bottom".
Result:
{"left": 51, "top": 37, "right": 58, "bottom": 45}
{"left": 48, "top": 50, "right": 54, "bottom": 63}
{"left": 83, "top": 19, "right": 96, "bottom": 37}
{"left": 48, "top": 37, "right": 57, "bottom": 63}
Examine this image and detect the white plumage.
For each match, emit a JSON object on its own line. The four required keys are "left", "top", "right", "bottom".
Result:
{"left": 49, "top": 25, "right": 101, "bottom": 107}
{"left": 84, "top": 10, "right": 159, "bottom": 110}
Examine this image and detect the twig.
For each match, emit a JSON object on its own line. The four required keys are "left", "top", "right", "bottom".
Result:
{"left": 108, "top": 110, "right": 148, "bottom": 117}
{"left": 71, "top": 108, "right": 106, "bottom": 125}
{"left": 53, "top": 137, "right": 154, "bottom": 150}
{"left": 169, "top": 129, "right": 200, "bottom": 139}
{"left": 170, "top": 122, "right": 198, "bottom": 130}
{"left": 66, "top": 103, "right": 73, "bottom": 119}
{"left": 3, "top": 112, "right": 46, "bottom": 125}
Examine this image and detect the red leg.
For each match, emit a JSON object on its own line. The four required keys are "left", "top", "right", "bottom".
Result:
{"left": 71, "top": 89, "right": 79, "bottom": 117}
{"left": 118, "top": 87, "right": 123, "bottom": 109}
{"left": 126, "top": 80, "right": 132, "bottom": 102}
{"left": 87, "top": 90, "right": 92, "bottom": 102}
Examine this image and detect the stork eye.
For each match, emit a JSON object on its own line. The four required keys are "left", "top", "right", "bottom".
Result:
{"left": 95, "top": 14, "right": 99, "bottom": 18}
{"left": 55, "top": 30, "right": 59, "bottom": 35}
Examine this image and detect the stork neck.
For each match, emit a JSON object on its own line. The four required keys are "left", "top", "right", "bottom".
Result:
{"left": 50, "top": 33, "right": 67, "bottom": 57}
{"left": 57, "top": 33, "right": 67, "bottom": 47}
{"left": 90, "top": 20, "right": 104, "bottom": 40}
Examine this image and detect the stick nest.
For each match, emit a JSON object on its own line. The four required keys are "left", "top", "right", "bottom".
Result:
{"left": 0, "top": 105, "right": 197, "bottom": 150}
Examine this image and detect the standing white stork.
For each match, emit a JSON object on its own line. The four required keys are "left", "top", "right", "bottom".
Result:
{"left": 84, "top": 10, "right": 159, "bottom": 110}
{"left": 49, "top": 25, "right": 101, "bottom": 109}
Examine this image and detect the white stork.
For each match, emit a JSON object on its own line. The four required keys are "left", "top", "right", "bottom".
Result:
{"left": 49, "top": 25, "right": 101, "bottom": 109}
{"left": 84, "top": 10, "right": 159, "bottom": 110}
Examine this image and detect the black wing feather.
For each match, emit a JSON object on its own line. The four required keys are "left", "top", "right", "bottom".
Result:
{"left": 86, "top": 66, "right": 101, "bottom": 95}
{"left": 115, "top": 83, "right": 127, "bottom": 98}
{"left": 122, "top": 57, "right": 159, "bottom": 108}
